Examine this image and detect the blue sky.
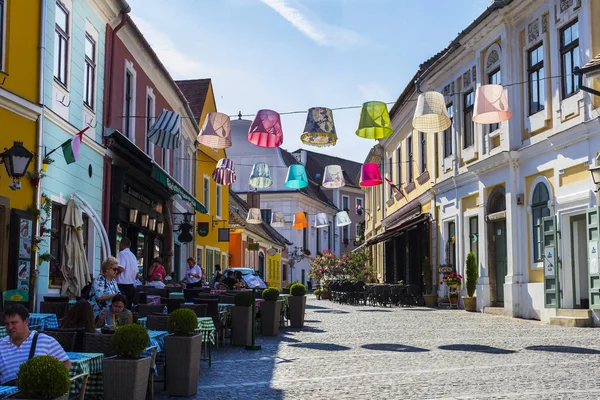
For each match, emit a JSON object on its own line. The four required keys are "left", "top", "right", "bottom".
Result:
{"left": 128, "top": 0, "right": 491, "bottom": 163}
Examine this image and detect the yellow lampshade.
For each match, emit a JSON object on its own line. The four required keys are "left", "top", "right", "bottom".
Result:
{"left": 412, "top": 91, "right": 452, "bottom": 134}
{"left": 355, "top": 101, "right": 393, "bottom": 139}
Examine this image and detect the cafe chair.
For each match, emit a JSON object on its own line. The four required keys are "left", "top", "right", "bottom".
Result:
{"left": 44, "top": 330, "right": 77, "bottom": 352}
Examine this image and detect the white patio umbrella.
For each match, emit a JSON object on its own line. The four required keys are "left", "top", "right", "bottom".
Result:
{"left": 61, "top": 198, "right": 90, "bottom": 298}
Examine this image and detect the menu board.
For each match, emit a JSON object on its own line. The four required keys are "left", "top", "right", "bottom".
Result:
{"left": 8, "top": 210, "right": 35, "bottom": 297}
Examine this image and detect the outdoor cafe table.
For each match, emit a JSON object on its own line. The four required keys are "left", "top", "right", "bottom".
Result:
{"left": 67, "top": 352, "right": 103, "bottom": 399}
{"left": 28, "top": 313, "right": 59, "bottom": 330}
{"left": 137, "top": 317, "right": 216, "bottom": 345}
{"left": 0, "top": 386, "right": 18, "bottom": 399}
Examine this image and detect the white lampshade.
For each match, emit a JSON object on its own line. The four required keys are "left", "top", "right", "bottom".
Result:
{"left": 270, "top": 211, "right": 285, "bottom": 227}
{"left": 335, "top": 211, "right": 351, "bottom": 227}
{"left": 140, "top": 214, "right": 149, "bottom": 228}
{"left": 148, "top": 218, "right": 156, "bottom": 231}
{"left": 412, "top": 91, "right": 452, "bottom": 134}
{"left": 156, "top": 221, "right": 164, "bottom": 235}
{"left": 321, "top": 165, "right": 345, "bottom": 189}
{"left": 472, "top": 84, "right": 512, "bottom": 124}
{"left": 246, "top": 208, "right": 262, "bottom": 224}
{"left": 314, "top": 213, "right": 329, "bottom": 229}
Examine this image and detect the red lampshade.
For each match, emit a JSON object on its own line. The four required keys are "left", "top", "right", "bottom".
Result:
{"left": 248, "top": 109, "right": 284, "bottom": 148}
{"left": 360, "top": 163, "right": 382, "bottom": 186}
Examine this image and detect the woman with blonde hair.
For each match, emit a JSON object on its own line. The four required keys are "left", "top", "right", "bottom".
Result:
{"left": 89, "top": 256, "right": 121, "bottom": 318}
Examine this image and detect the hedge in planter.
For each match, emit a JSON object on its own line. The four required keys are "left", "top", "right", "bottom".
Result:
{"left": 17, "top": 355, "right": 70, "bottom": 399}
{"left": 103, "top": 324, "right": 152, "bottom": 400}
{"left": 288, "top": 283, "right": 307, "bottom": 328}
{"left": 165, "top": 308, "right": 203, "bottom": 397}
{"left": 232, "top": 291, "right": 253, "bottom": 346}
{"left": 261, "top": 287, "right": 282, "bottom": 336}
{"left": 463, "top": 252, "right": 478, "bottom": 312}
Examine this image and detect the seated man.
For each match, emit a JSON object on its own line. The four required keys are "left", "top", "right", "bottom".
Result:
{"left": 0, "top": 304, "right": 71, "bottom": 384}
{"left": 147, "top": 274, "right": 166, "bottom": 289}
{"left": 222, "top": 271, "right": 238, "bottom": 290}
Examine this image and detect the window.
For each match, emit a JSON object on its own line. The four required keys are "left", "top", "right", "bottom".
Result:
{"left": 49, "top": 203, "right": 65, "bottom": 285}
{"left": 342, "top": 225, "right": 349, "bottom": 242}
{"left": 419, "top": 132, "right": 427, "bottom": 174}
{"left": 0, "top": 0, "right": 4, "bottom": 70}
{"left": 53, "top": 1, "right": 69, "bottom": 86}
{"left": 260, "top": 209, "right": 272, "bottom": 224}
{"left": 407, "top": 136, "right": 413, "bottom": 183}
{"left": 282, "top": 264, "right": 287, "bottom": 281}
{"left": 448, "top": 221, "right": 456, "bottom": 268}
{"left": 196, "top": 247, "right": 203, "bottom": 269}
{"left": 387, "top": 156, "right": 393, "bottom": 198}
{"left": 560, "top": 20, "right": 580, "bottom": 98}
{"left": 488, "top": 69, "right": 501, "bottom": 132}
{"left": 328, "top": 223, "right": 332, "bottom": 250}
{"left": 216, "top": 184, "right": 222, "bottom": 218}
{"left": 203, "top": 176, "right": 210, "bottom": 213}
{"left": 469, "top": 216, "right": 478, "bottom": 267}
{"left": 83, "top": 34, "right": 96, "bottom": 109}
{"left": 303, "top": 212, "right": 308, "bottom": 249}
{"left": 396, "top": 146, "right": 402, "bottom": 185}
{"left": 356, "top": 198, "right": 363, "bottom": 214}
{"left": 145, "top": 92, "right": 155, "bottom": 158}
{"left": 342, "top": 195, "right": 349, "bottom": 211}
{"left": 316, "top": 227, "right": 321, "bottom": 253}
{"left": 443, "top": 103, "right": 453, "bottom": 158}
{"left": 528, "top": 43, "right": 545, "bottom": 115}
{"left": 124, "top": 71, "right": 133, "bottom": 139}
{"left": 463, "top": 91, "right": 475, "bottom": 148}
{"left": 531, "top": 183, "right": 550, "bottom": 262}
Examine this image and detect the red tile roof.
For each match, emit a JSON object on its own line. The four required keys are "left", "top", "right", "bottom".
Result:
{"left": 583, "top": 53, "right": 600, "bottom": 70}
{"left": 175, "top": 79, "right": 212, "bottom": 125}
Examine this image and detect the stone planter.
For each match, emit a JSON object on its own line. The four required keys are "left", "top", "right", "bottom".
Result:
{"left": 164, "top": 333, "right": 203, "bottom": 397}
{"left": 231, "top": 306, "right": 252, "bottom": 346}
{"left": 423, "top": 294, "right": 437, "bottom": 307}
{"left": 288, "top": 295, "right": 306, "bottom": 328}
{"left": 260, "top": 300, "right": 282, "bottom": 336}
{"left": 9, "top": 394, "right": 69, "bottom": 400}
{"left": 103, "top": 356, "right": 152, "bottom": 400}
{"left": 462, "top": 296, "right": 477, "bottom": 312}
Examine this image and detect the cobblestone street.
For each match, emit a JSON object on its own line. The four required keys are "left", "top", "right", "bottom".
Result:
{"left": 159, "top": 299, "right": 600, "bottom": 400}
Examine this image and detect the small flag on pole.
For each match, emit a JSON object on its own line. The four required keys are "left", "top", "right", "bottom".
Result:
{"left": 61, "top": 127, "right": 89, "bottom": 164}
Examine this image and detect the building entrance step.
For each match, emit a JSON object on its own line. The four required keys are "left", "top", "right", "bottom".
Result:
{"left": 549, "top": 315, "right": 593, "bottom": 328}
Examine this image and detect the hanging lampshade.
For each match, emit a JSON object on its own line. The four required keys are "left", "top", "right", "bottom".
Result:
{"left": 314, "top": 213, "right": 329, "bottom": 229}
{"left": 248, "top": 162, "right": 273, "bottom": 189}
{"left": 246, "top": 208, "right": 262, "bottom": 224}
{"left": 355, "top": 101, "right": 393, "bottom": 139}
{"left": 321, "top": 165, "right": 345, "bottom": 189}
{"left": 212, "top": 158, "right": 236, "bottom": 185}
{"left": 270, "top": 211, "right": 286, "bottom": 227}
{"left": 335, "top": 211, "right": 351, "bottom": 227}
{"left": 248, "top": 109, "right": 283, "bottom": 148}
{"left": 293, "top": 212, "right": 308, "bottom": 230}
{"left": 197, "top": 112, "right": 232, "bottom": 148}
{"left": 360, "top": 163, "right": 383, "bottom": 186}
{"left": 285, "top": 164, "right": 308, "bottom": 189}
{"left": 412, "top": 91, "right": 452, "bottom": 134}
{"left": 300, "top": 107, "right": 337, "bottom": 147}
{"left": 472, "top": 84, "right": 512, "bottom": 124}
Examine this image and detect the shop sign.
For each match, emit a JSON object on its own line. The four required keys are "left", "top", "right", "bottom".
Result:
{"left": 123, "top": 183, "right": 156, "bottom": 208}
{"left": 197, "top": 222, "right": 209, "bottom": 237}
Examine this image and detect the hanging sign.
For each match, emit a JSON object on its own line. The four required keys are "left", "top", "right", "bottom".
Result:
{"left": 197, "top": 222, "right": 209, "bottom": 237}
{"left": 589, "top": 241, "right": 599, "bottom": 275}
{"left": 248, "top": 243, "right": 260, "bottom": 251}
{"left": 544, "top": 247, "right": 555, "bottom": 277}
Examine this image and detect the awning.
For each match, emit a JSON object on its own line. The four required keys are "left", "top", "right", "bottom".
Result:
{"left": 366, "top": 213, "right": 429, "bottom": 247}
{"left": 151, "top": 165, "right": 207, "bottom": 214}
{"left": 148, "top": 110, "right": 182, "bottom": 149}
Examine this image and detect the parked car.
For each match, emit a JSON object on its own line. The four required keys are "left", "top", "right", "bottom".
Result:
{"left": 223, "top": 267, "right": 257, "bottom": 277}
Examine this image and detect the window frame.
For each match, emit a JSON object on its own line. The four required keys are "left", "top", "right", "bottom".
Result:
{"left": 396, "top": 146, "right": 402, "bottom": 186}
{"left": 531, "top": 182, "right": 551, "bottom": 263}
{"left": 355, "top": 198, "right": 363, "bottom": 215}
{"left": 387, "top": 155, "right": 393, "bottom": 198}
{"left": 203, "top": 175, "right": 210, "bottom": 214}
{"left": 527, "top": 43, "right": 545, "bottom": 116}
{"left": 124, "top": 70, "right": 134, "bottom": 139}
{"left": 407, "top": 135, "right": 413, "bottom": 183}
{"left": 0, "top": 0, "right": 6, "bottom": 72}
{"left": 303, "top": 212, "right": 308, "bottom": 249}
{"left": 419, "top": 131, "right": 427, "bottom": 174}
{"left": 342, "top": 195, "right": 349, "bottom": 211}
{"left": 443, "top": 103, "right": 453, "bottom": 158}
{"left": 53, "top": 1, "right": 69, "bottom": 87}
{"left": 216, "top": 183, "right": 222, "bottom": 218}
{"left": 447, "top": 220, "right": 456, "bottom": 269}
{"left": 49, "top": 203, "right": 65, "bottom": 286}
{"left": 468, "top": 216, "right": 478, "bottom": 267}
{"left": 560, "top": 19, "right": 580, "bottom": 99}
{"left": 463, "top": 90, "right": 475, "bottom": 149}
{"left": 487, "top": 68, "right": 501, "bottom": 132}
{"left": 145, "top": 89, "right": 155, "bottom": 158}
{"left": 83, "top": 33, "right": 96, "bottom": 110}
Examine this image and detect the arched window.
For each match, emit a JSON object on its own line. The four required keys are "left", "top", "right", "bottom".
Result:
{"left": 531, "top": 183, "right": 550, "bottom": 262}
{"left": 485, "top": 44, "right": 503, "bottom": 145}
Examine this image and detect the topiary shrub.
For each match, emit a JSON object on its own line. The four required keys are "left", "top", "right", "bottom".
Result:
{"left": 285, "top": 281, "right": 299, "bottom": 289}
{"left": 112, "top": 324, "right": 150, "bottom": 358}
{"left": 262, "top": 287, "right": 280, "bottom": 302}
{"left": 466, "top": 252, "right": 478, "bottom": 297}
{"left": 290, "top": 283, "right": 306, "bottom": 296}
{"left": 168, "top": 308, "right": 198, "bottom": 335}
{"left": 313, "top": 289, "right": 321, "bottom": 296}
{"left": 234, "top": 291, "right": 253, "bottom": 306}
{"left": 17, "top": 355, "right": 70, "bottom": 399}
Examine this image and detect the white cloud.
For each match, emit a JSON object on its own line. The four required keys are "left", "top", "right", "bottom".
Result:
{"left": 259, "top": 0, "right": 365, "bottom": 49}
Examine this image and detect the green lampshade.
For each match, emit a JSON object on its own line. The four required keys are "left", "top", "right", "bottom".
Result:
{"left": 355, "top": 101, "right": 393, "bottom": 139}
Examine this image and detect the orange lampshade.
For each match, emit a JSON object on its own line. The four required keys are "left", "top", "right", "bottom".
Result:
{"left": 293, "top": 212, "right": 308, "bottom": 229}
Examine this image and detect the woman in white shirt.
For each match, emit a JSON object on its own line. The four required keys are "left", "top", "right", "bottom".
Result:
{"left": 185, "top": 257, "right": 203, "bottom": 288}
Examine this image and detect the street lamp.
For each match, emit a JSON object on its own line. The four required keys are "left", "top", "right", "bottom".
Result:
{"left": 590, "top": 165, "right": 600, "bottom": 185}
{"left": 0, "top": 142, "right": 34, "bottom": 190}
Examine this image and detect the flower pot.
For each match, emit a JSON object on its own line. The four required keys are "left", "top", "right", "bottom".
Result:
{"left": 321, "top": 291, "right": 330, "bottom": 300}
{"left": 231, "top": 306, "right": 252, "bottom": 346}
{"left": 164, "top": 333, "right": 203, "bottom": 397}
{"left": 52, "top": 277, "right": 64, "bottom": 287}
{"left": 31, "top": 178, "right": 40, "bottom": 186}
{"left": 423, "top": 294, "right": 438, "bottom": 307}
{"left": 42, "top": 163, "right": 49, "bottom": 172}
{"left": 260, "top": 300, "right": 282, "bottom": 336}
{"left": 103, "top": 356, "right": 152, "bottom": 400}
{"left": 449, "top": 296, "right": 459, "bottom": 305}
{"left": 288, "top": 295, "right": 306, "bottom": 328}
{"left": 462, "top": 296, "right": 477, "bottom": 312}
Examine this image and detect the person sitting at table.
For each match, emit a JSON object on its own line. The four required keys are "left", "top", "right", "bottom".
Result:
{"left": 95, "top": 294, "right": 133, "bottom": 329}
{"left": 59, "top": 299, "right": 95, "bottom": 333}
{"left": 184, "top": 257, "right": 203, "bottom": 289}
{"left": 147, "top": 257, "right": 165, "bottom": 283}
{"left": 235, "top": 271, "right": 248, "bottom": 289}
{"left": 222, "top": 271, "right": 238, "bottom": 290}
{"left": 147, "top": 274, "right": 166, "bottom": 289}
{"left": 0, "top": 304, "right": 71, "bottom": 385}
{"left": 89, "top": 256, "right": 121, "bottom": 318}
{"left": 213, "top": 272, "right": 225, "bottom": 290}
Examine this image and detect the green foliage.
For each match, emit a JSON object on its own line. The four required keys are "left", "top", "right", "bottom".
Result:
{"left": 17, "top": 355, "right": 70, "bottom": 399}
{"left": 234, "top": 291, "right": 254, "bottom": 306}
{"left": 422, "top": 257, "right": 433, "bottom": 294}
{"left": 262, "top": 287, "right": 280, "bottom": 302}
{"left": 313, "top": 289, "right": 321, "bottom": 296}
{"left": 466, "top": 252, "right": 478, "bottom": 297}
{"left": 168, "top": 308, "right": 198, "bottom": 335}
{"left": 285, "top": 281, "right": 299, "bottom": 289}
{"left": 112, "top": 324, "right": 150, "bottom": 358}
{"left": 290, "top": 283, "right": 306, "bottom": 296}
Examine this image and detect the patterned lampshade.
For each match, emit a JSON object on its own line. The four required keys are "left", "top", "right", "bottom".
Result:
{"left": 321, "top": 165, "right": 345, "bottom": 189}
{"left": 335, "top": 211, "right": 351, "bottom": 228}
{"left": 246, "top": 208, "right": 262, "bottom": 224}
{"left": 284, "top": 164, "right": 308, "bottom": 189}
{"left": 360, "top": 163, "right": 383, "bottom": 186}
{"left": 412, "top": 91, "right": 452, "bottom": 134}
{"left": 293, "top": 212, "right": 308, "bottom": 230}
{"left": 248, "top": 109, "right": 284, "bottom": 148}
{"left": 314, "top": 213, "right": 329, "bottom": 229}
{"left": 248, "top": 162, "right": 273, "bottom": 189}
{"left": 212, "top": 158, "right": 236, "bottom": 185}
{"left": 270, "top": 211, "right": 286, "bottom": 227}
{"left": 355, "top": 101, "right": 393, "bottom": 139}
{"left": 472, "top": 84, "right": 512, "bottom": 124}
{"left": 198, "top": 112, "right": 232, "bottom": 148}
{"left": 300, "top": 107, "right": 337, "bottom": 147}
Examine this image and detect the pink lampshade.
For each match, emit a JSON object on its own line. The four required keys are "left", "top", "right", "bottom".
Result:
{"left": 198, "top": 112, "right": 232, "bottom": 148}
{"left": 248, "top": 109, "right": 284, "bottom": 148}
{"left": 360, "top": 163, "right": 383, "bottom": 186}
{"left": 472, "top": 84, "right": 512, "bottom": 124}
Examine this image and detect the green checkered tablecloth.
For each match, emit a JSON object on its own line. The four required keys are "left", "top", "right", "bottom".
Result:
{"left": 28, "top": 313, "right": 59, "bottom": 330}
{"left": 0, "top": 327, "right": 6, "bottom": 339}
{"left": 67, "top": 352, "right": 104, "bottom": 399}
{"left": 137, "top": 317, "right": 215, "bottom": 344}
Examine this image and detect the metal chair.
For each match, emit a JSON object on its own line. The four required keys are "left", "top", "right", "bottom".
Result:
{"left": 180, "top": 303, "right": 207, "bottom": 317}
{"left": 146, "top": 315, "right": 169, "bottom": 331}
{"left": 138, "top": 304, "right": 165, "bottom": 317}
{"left": 83, "top": 333, "right": 115, "bottom": 356}
{"left": 40, "top": 301, "right": 69, "bottom": 321}
{"left": 44, "top": 330, "right": 77, "bottom": 352}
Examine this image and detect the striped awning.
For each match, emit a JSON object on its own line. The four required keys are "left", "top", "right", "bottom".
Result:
{"left": 148, "top": 110, "right": 182, "bottom": 149}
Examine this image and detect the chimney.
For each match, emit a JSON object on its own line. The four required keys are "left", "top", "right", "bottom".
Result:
{"left": 247, "top": 192, "right": 261, "bottom": 209}
{"left": 300, "top": 150, "right": 307, "bottom": 166}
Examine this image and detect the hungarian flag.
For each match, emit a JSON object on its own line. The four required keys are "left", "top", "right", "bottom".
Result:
{"left": 61, "top": 127, "right": 88, "bottom": 164}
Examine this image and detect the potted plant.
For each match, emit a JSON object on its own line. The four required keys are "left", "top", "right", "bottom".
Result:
{"left": 449, "top": 291, "right": 459, "bottom": 306}
{"left": 441, "top": 271, "right": 462, "bottom": 307}
{"left": 49, "top": 262, "right": 63, "bottom": 287}
{"left": 231, "top": 291, "right": 253, "bottom": 346}
{"left": 14, "top": 355, "right": 70, "bottom": 399}
{"left": 313, "top": 289, "right": 321, "bottom": 300}
{"left": 462, "top": 252, "right": 478, "bottom": 312}
{"left": 261, "top": 287, "right": 282, "bottom": 336}
{"left": 42, "top": 156, "right": 54, "bottom": 172}
{"left": 321, "top": 287, "right": 330, "bottom": 300}
{"left": 103, "top": 324, "right": 151, "bottom": 400}
{"left": 421, "top": 257, "right": 437, "bottom": 307}
{"left": 288, "top": 283, "right": 307, "bottom": 328}
{"left": 164, "top": 308, "right": 203, "bottom": 397}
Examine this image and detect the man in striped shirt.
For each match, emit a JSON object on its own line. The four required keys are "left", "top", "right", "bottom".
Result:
{"left": 0, "top": 304, "right": 71, "bottom": 384}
